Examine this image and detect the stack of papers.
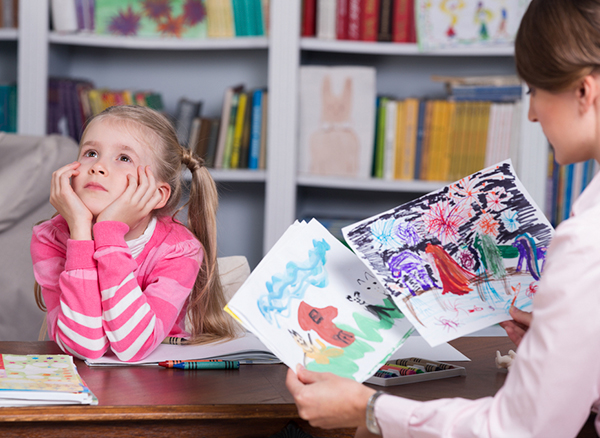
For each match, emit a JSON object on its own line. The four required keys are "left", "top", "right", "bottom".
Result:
{"left": 85, "top": 331, "right": 280, "bottom": 366}
{"left": 0, "top": 354, "right": 97, "bottom": 406}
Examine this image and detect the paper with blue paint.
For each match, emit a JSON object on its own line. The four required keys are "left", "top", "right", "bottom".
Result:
{"left": 342, "top": 160, "right": 554, "bottom": 347}
{"left": 225, "top": 219, "right": 414, "bottom": 382}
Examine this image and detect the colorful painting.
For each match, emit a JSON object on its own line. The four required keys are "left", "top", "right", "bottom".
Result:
{"left": 342, "top": 160, "right": 553, "bottom": 347}
{"left": 225, "top": 220, "right": 414, "bottom": 382}
{"left": 416, "top": 0, "right": 530, "bottom": 51}
{"left": 95, "top": 0, "right": 207, "bottom": 38}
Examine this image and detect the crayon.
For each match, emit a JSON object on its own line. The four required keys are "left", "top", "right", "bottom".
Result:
{"left": 160, "top": 361, "right": 240, "bottom": 370}
{"left": 393, "top": 357, "right": 454, "bottom": 371}
{"left": 378, "top": 365, "right": 401, "bottom": 376}
{"left": 381, "top": 365, "right": 418, "bottom": 376}
{"left": 374, "top": 370, "right": 398, "bottom": 378}
{"left": 511, "top": 295, "right": 517, "bottom": 307}
{"left": 159, "top": 359, "right": 229, "bottom": 367}
{"left": 384, "top": 363, "right": 425, "bottom": 374}
{"left": 161, "top": 336, "right": 189, "bottom": 345}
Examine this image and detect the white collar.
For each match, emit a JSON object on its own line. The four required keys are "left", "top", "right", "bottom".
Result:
{"left": 127, "top": 216, "right": 158, "bottom": 259}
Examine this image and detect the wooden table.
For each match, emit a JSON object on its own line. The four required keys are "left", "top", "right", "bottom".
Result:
{"left": 0, "top": 338, "right": 596, "bottom": 437}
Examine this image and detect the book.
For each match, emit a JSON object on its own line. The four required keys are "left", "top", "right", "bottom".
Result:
{"left": 84, "top": 331, "right": 279, "bottom": 366}
{"left": 361, "top": 0, "right": 380, "bottom": 41}
{"left": 393, "top": 99, "right": 406, "bottom": 180}
{"left": 302, "top": 0, "right": 317, "bottom": 36}
{"left": 51, "top": 0, "right": 78, "bottom": 32}
{"left": 174, "top": 98, "right": 202, "bottom": 147}
{"left": 222, "top": 90, "right": 241, "bottom": 169}
{"left": 229, "top": 91, "right": 248, "bottom": 168}
{"left": 259, "top": 89, "right": 268, "bottom": 169}
{"left": 0, "top": 354, "right": 97, "bottom": 406}
{"left": 336, "top": 0, "right": 348, "bottom": 39}
{"left": 191, "top": 117, "right": 212, "bottom": 159}
{"left": 383, "top": 98, "right": 397, "bottom": 180}
{"left": 347, "top": 0, "right": 361, "bottom": 40}
{"left": 373, "top": 96, "right": 388, "bottom": 179}
{"left": 317, "top": 0, "right": 336, "bottom": 39}
{"left": 204, "top": 118, "right": 221, "bottom": 168}
{"left": 0, "top": 83, "right": 16, "bottom": 133}
{"left": 392, "top": 0, "right": 412, "bottom": 43}
{"left": 248, "top": 88, "right": 263, "bottom": 169}
{"left": 206, "top": 0, "right": 235, "bottom": 37}
{"left": 95, "top": 0, "right": 208, "bottom": 38}
{"left": 396, "top": 97, "right": 419, "bottom": 180}
{"left": 298, "top": 66, "right": 376, "bottom": 179}
{"left": 377, "top": 0, "right": 393, "bottom": 41}
{"left": 214, "top": 84, "right": 244, "bottom": 169}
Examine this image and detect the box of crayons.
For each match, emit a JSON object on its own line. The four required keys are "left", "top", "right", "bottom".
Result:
{"left": 365, "top": 357, "right": 466, "bottom": 387}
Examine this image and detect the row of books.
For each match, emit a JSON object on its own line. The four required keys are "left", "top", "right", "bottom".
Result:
{"left": 0, "top": 83, "right": 16, "bottom": 133}
{"left": 302, "top": 0, "right": 417, "bottom": 43}
{"left": 51, "top": 0, "right": 269, "bottom": 39}
{"left": 47, "top": 78, "right": 164, "bottom": 142}
{"left": 211, "top": 85, "right": 268, "bottom": 170}
{"left": 372, "top": 97, "right": 522, "bottom": 183}
{"left": 0, "top": 0, "right": 17, "bottom": 28}
{"left": 546, "top": 154, "right": 599, "bottom": 227}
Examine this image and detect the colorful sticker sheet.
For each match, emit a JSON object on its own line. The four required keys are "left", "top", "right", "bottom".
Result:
{"left": 343, "top": 160, "right": 553, "bottom": 346}
{"left": 225, "top": 219, "right": 415, "bottom": 382}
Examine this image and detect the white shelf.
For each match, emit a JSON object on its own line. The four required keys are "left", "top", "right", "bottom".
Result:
{"left": 297, "top": 175, "right": 446, "bottom": 193}
{"left": 300, "top": 37, "right": 514, "bottom": 56}
{"left": 210, "top": 169, "right": 267, "bottom": 183}
{"left": 0, "top": 28, "right": 18, "bottom": 40}
{"left": 49, "top": 32, "right": 269, "bottom": 50}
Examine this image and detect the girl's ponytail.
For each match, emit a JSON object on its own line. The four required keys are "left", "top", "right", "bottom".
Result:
{"left": 181, "top": 150, "right": 239, "bottom": 344}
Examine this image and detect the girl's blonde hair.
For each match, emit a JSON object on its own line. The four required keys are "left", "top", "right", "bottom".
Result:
{"left": 36, "top": 105, "right": 238, "bottom": 344}
{"left": 515, "top": 0, "right": 600, "bottom": 92}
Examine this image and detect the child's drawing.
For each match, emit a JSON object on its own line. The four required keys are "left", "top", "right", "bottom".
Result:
{"left": 416, "top": 0, "right": 530, "bottom": 51}
{"left": 342, "top": 161, "right": 554, "bottom": 347}
{"left": 299, "top": 66, "right": 376, "bottom": 179}
{"left": 225, "top": 220, "right": 414, "bottom": 382}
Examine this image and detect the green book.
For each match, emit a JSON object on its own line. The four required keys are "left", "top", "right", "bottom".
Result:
{"left": 373, "top": 97, "right": 389, "bottom": 179}
{"left": 222, "top": 92, "right": 240, "bottom": 169}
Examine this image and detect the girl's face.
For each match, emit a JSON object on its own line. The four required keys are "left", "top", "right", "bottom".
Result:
{"left": 527, "top": 83, "right": 597, "bottom": 165}
{"left": 71, "top": 118, "right": 158, "bottom": 217}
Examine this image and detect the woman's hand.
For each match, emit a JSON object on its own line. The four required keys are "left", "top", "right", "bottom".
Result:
{"left": 50, "top": 161, "right": 93, "bottom": 240}
{"left": 499, "top": 306, "right": 532, "bottom": 347}
{"left": 96, "top": 166, "right": 164, "bottom": 230}
{"left": 286, "top": 365, "right": 375, "bottom": 430}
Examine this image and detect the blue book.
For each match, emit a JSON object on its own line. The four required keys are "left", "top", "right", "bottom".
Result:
{"left": 451, "top": 85, "right": 523, "bottom": 102}
{"left": 248, "top": 89, "right": 263, "bottom": 169}
{"left": 563, "top": 163, "right": 574, "bottom": 222}
{"left": 414, "top": 99, "right": 428, "bottom": 180}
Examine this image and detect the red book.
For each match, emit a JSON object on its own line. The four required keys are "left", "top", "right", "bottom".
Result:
{"left": 302, "top": 0, "right": 317, "bottom": 36}
{"left": 408, "top": 0, "right": 417, "bottom": 42}
{"left": 392, "top": 0, "right": 410, "bottom": 42}
{"left": 347, "top": 0, "right": 361, "bottom": 40}
{"left": 361, "top": 0, "right": 380, "bottom": 41}
{"left": 336, "top": 0, "right": 349, "bottom": 39}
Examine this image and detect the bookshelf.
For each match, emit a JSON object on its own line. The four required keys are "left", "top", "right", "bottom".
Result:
{"left": 15, "top": 0, "right": 548, "bottom": 269}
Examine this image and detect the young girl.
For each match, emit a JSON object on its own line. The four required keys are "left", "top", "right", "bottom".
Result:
{"left": 31, "top": 105, "right": 237, "bottom": 362}
{"left": 287, "top": 0, "right": 600, "bottom": 436}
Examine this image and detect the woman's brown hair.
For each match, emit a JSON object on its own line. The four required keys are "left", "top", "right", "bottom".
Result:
{"left": 515, "top": 0, "right": 600, "bottom": 92}
{"left": 35, "top": 105, "right": 238, "bottom": 344}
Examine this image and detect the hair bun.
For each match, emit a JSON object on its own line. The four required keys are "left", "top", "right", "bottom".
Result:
{"left": 182, "top": 149, "right": 204, "bottom": 172}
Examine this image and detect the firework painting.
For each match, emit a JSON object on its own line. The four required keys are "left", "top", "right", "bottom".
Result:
{"left": 95, "top": 0, "right": 207, "bottom": 38}
{"left": 342, "top": 160, "right": 553, "bottom": 347}
{"left": 225, "top": 219, "right": 414, "bottom": 382}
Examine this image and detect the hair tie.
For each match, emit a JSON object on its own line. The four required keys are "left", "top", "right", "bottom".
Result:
{"left": 182, "top": 149, "right": 203, "bottom": 172}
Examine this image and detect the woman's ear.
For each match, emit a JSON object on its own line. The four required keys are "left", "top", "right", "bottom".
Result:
{"left": 577, "top": 74, "right": 600, "bottom": 113}
{"left": 154, "top": 183, "right": 171, "bottom": 210}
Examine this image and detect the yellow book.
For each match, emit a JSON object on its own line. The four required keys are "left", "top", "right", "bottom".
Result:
{"left": 424, "top": 100, "right": 442, "bottom": 181}
{"left": 207, "top": 0, "right": 235, "bottom": 38}
{"left": 400, "top": 98, "right": 419, "bottom": 180}
{"left": 474, "top": 102, "right": 491, "bottom": 173}
{"left": 230, "top": 92, "right": 248, "bottom": 169}
{"left": 121, "top": 90, "right": 134, "bottom": 105}
{"left": 448, "top": 101, "right": 469, "bottom": 181}
{"left": 393, "top": 100, "right": 406, "bottom": 180}
{"left": 438, "top": 101, "right": 456, "bottom": 182}
{"left": 87, "top": 89, "right": 103, "bottom": 115}
{"left": 419, "top": 101, "right": 434, "bottom": 180}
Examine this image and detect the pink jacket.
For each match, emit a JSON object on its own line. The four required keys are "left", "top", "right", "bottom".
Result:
{"left": 31, "top": 216, "right": 202, "bottom": 362}
{"left": 373, "top": 171, "right": 600, "bottom": 437}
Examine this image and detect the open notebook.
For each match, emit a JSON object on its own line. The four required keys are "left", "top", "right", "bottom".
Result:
{"left": 84, "top": 331, "right": 281, "bottom": 366}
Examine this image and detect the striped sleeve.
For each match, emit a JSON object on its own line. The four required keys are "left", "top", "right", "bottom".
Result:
{"left": 31, "top": 219, "right": 109, "bottom": 360}
{"left": 93, "top": 221, "right": 201, "bottom": 362}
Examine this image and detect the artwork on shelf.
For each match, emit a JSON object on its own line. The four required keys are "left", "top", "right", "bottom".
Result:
{"left": 342, "top": 160, "right": 553, "bottom": 347}
{"left": 298, "top": 66, "right": 376, "bottom": 179}
{"left": 95, "top": 0, "right": 208, "bottom": 38}
{"left": 416, "top": 0, "right": 530, "bottom": 51}
{"left": 225, "top": 219, "right": 415, "bottom": 383}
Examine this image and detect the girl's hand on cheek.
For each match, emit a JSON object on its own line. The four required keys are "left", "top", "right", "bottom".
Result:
{"left": 96, "top": 166, "right": 163, "bottom": 230}
{"left": 50, "top": 161, "right": 93, "bottom": 240}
